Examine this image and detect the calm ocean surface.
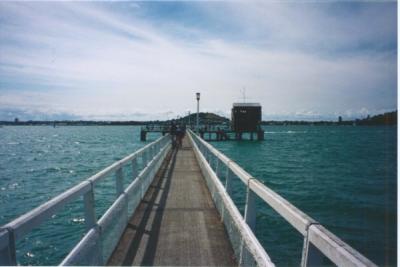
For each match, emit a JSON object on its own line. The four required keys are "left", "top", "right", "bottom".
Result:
{"left": 0, "top": 126, "right": 396, "bottom": 266}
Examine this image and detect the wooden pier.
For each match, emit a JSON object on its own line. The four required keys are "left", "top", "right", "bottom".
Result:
{"left": 140, "top": 125, "right": 264, "bottom": 141}
{"left": 198, "top": 129, "right": 265, "bottom": 141}
{"left": 108, "top": 137, "right": 235, "bottom": 266}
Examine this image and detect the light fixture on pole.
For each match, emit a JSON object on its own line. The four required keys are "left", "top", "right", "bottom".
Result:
{"left": 196, "top": 92, "right": 200, "bottom": 132}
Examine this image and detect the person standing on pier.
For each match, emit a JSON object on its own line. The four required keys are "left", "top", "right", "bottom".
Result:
{"left": 170, "top": 121, "right": 177, "bottom": 148}
{"left": 176, "top": 125, "right": 184, "bottom": 149}
{"left": 182, "top": 124, "right": 186, "bottom": 137}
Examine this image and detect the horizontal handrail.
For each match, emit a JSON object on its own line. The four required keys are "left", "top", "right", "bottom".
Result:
{"left": 2, "top": 181, "right": 91, "bottom": 240}
{"left": 2, "top": 137, "right": 163, "bottom": 233}
{"left": 249, "top": 179, "right": 314, "bottom": 235}
{"left": 189, "top": 129, "right": 313, "bottom": 231}
{"left": 189, "top": 129, "right": 377, "bottom": 267}
{"left": 0, "top": 134, "right": 171, "bottom": 265}
{"left": 307, "top": 224, "right": 374, "bottom": 267}
{"left": 88, "top": 139, "right": 156, "bottom": 185}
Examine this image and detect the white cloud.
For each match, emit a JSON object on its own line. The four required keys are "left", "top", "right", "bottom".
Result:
{"left": 0, "top": 1, "right": 396, "bottom": 120}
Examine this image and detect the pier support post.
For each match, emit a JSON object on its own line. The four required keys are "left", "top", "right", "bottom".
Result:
{"left": 140, "top": 130, "right": 147, "bottom": 141}
{"left": 257, "top": 130, "right": 264, "bottom": 141}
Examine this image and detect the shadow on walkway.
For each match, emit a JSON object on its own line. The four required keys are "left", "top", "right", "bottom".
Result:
{"left": 120, "top": 149, "right": 177, "bottom": 266}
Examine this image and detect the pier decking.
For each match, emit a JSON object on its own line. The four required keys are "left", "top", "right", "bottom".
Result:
{"left": 108, "top": 137, "right": 236, "bottom": 266}
{"left": 139, "top": 125, "right": 264, "bottom": 141}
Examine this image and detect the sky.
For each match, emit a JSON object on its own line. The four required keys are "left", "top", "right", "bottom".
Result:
{"left": 0, "top": 1, "right": 397, "bottom": 121}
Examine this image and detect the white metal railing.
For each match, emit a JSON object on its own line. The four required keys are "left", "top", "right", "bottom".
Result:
{"left": 0, "top": 135, "right": 171, "bottom": 266}
{"left": 188, "top": 131, "right": 274, "bottom": 267}
{"left": 188, "top": 129, "right": 377, "bottom": 267}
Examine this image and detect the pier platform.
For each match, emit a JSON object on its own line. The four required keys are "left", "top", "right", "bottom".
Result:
{"left": 140, "top": 125, "right": 264, "bottom": 141}
{"left": 108, "top": 137, "right": 236, "bottom": 266}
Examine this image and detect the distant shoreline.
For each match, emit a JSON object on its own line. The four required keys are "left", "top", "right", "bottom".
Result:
{"left": 0, "top": 110, "right": 396, "bottom": 126}
{"left": 1, "top": 124, "right": 396, "bottom": 127}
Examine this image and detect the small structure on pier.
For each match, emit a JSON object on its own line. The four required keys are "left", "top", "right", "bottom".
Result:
{"left": 231, "top": 102, "right": 264, "bottom": 141}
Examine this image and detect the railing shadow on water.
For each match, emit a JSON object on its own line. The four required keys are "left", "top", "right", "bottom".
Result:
{"left": 0, "top": 135, "right": 171, "bottom": 266}
{"left": 188, "top": 129, "right": 378, "bottom": 267}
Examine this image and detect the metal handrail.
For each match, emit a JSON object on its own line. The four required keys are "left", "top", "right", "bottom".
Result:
{"left": 188, "top": 129, "right": 377, "bottom": 267}
{"left": 0, "top": 135, "right": 171, "bottom": 265}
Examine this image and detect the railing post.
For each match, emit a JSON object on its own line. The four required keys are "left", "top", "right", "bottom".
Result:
{"left": 116, "top": 168, "right": 124, "bottom": 196}
{"left": 215, "top": 158, "right": 219, "bottom": 176}
{"left": 225, "top": 164, "right": 233, "bottom": 196}
{"left": 150, "top": 145, "right": 155, "bottom": 159}
{"left": 140, "top": 172, "right": 146, "bottom": 199}
{"left": 83, "top": 183, "right": 97, "bottom": 230}
{"left": 244, "top": 180, "right": 257, "bottom": 231}
{"left": 148, "top": 146, "right": 152, "bottom": 161}
{"left": 148, "top": 147, "right": 152, "bottom": 162}
{"left": 0, "top": 229, "right": 16, "bottom": 265}
{"left": 301, "top": 225, "right": 324, "bottom": 267}
{"left": 132, "top": 157, "right": 138, "bottom": 179}
{"left": 143, "top": 150, "right": 148, "bottom": 168}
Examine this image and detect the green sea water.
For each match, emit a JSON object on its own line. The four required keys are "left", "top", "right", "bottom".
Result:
{"left": 0, "top": 126, "right": 396, "bottom": 265}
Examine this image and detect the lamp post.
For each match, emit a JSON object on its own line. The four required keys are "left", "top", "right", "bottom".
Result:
{"left": 196, "top": 92, "right": 200, "bottom": 132}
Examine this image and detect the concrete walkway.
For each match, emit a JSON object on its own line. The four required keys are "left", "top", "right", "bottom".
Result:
{"left": 108, "top": 137, "right": 236, "bottom": 266}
